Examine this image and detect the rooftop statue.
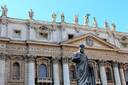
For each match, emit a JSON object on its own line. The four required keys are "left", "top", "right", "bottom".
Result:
{"left": 61, "top": 13, "right": 65, "bottom": 22}
{"left": 93, "top": 17, "right": 98, "bottom": 28}
{"left": 84, "top": 13, "right": 90, "bottom": 25}
{"left": 111, "top": 23, "right": 116, "bottom": 31}
{"left": 72, "top": 44, "right": 96, "bottom": 85}
{"left": 104, "top": 20, "right": 109, "bottom": 28}
{"left": 28, "top": 9, "right": 34, "bottom": 19}
{"left": 74, "top": 15, "right": 78, "bottom": 24}
{"left": 1, "top": 5, "right": 8, "bottom": 17}
{"left": 52, "top": 12, "right": 56, "bottom": 22}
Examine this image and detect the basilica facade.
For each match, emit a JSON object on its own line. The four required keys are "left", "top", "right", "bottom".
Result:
{"left": 0, "top": 6, "right": 128, "bottom": 85}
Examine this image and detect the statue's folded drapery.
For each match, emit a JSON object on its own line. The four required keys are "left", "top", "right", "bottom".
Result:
{"left": 72, "top": 44, "right": 96, "bottom": 85}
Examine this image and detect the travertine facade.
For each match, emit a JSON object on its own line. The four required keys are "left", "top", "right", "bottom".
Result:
{"left": 0, "top": 7, "right": 128, "bottom": 85}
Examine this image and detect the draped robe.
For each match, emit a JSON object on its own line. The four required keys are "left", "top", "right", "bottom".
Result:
{"left": 72, "top": 52, "right": 95, "bottom": 85}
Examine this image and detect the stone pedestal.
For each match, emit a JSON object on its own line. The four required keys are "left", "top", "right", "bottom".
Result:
{"left": 63, "top": 58, "right": 70, "bottom": 85}
{"left": 99, "top": 61, "right": 107, "bottom": 85}
{"left": 113, "top": 63, "right": 121, "bottom": 85}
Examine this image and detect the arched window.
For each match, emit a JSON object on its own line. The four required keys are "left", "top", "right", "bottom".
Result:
{"left": 106, "top": 67, "right": 112, "bottom": 81}
{"left": 69, "top": 65, "right": 76, "bottom": 80}
{"left": 39, "top": 64, "right": 47, "bottom": 80}
{"left": 13, "top": 62, "right": 20, "bottom": 80}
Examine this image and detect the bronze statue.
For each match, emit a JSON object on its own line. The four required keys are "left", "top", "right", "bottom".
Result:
{"left": 72, "top": 44, "right": 95, "bottom": 85}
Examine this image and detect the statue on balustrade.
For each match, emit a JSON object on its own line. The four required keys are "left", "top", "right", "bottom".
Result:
{"left": 1, "top": 5, "right": 8, "bottom": 16}
{"left": 72, "top": 44, "right": 96, "bottom": 85}
{"left": 28, "top": 9, "right": 34, "bottom": 19}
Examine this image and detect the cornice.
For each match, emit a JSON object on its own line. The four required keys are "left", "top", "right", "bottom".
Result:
{"left": 61, "top": 44, "right": 117, "bottom": 51}
{"left": 26, "top": 40, "right": 59, "bottom": 46}
{"left": 0, "top": 37, "right": 10, "bottom": 42}
{"left": 9, "top": 40, "right": 26, "bottom": 44}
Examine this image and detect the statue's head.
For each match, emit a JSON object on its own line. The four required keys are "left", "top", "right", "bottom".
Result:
{"left": 79, "top": 44, "right": 85, "bottom": 53}
{"left": 72, "top": 52, "right": 81, "bottom": 63}
{"left": 72, "top": 44, "right": 85, "bottom": 63}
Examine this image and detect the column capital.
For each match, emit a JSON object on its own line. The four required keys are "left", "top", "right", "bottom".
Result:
{"left": 0, "top": 53, "right": 8, "bottom": 60}
{"left": 119, "top": 63, "right": 125, "bottom": 69}
{"left": 99, "top": 60, "right": 105, "bottom": 66}
{"left": 62, "top": 57, "right": 69, "bottom": 64}
{"left": 27, "top": 55, "right": 36, "bottom": 62}
{"left": 52, "top": 57, "right": 60, "bottom": 64}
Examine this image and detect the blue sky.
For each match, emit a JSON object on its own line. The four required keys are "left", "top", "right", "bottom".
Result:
{"left": 0, "top": 0, "right": 128, "bottom": 32}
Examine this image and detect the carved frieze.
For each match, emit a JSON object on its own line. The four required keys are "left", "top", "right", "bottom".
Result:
{"left": 28, "top": 45, "right": 61, "bottom": 57}
{"left": 7, "top": 44, "right": 27, "bottom": 55}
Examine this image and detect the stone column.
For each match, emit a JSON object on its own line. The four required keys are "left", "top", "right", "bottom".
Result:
{"left": 24, "top": 57, "right": 28, "bottom": 85}
{"left": 27, "top": 56, "right": 35, "bottom": 85}
{"left": 99, "top": 61, "right": 107, "bottom": 85}
{"left": 0, "top": 55, "right": 6, "bottom": 85}
{"left": 119, "top": 64, "right": 126, "bottom": 85}
{"left": 113, "top": 62, "right": 121, "bottom": 85}
{"left": 53, "top": 58, "right": 60, "bottom": 85}
{"left": 63, "top": 58, "right": 70, "bottom": 85}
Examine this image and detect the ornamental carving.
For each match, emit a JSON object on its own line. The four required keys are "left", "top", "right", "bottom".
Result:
{"left": 86, "top": 36, "right": 93, "bottom": 46}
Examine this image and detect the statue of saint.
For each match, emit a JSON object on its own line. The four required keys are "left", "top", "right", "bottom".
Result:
{"left": 74, "top": 15, "right": 78, "bottom": 24}
{"left": 111, "top": 23, "right": 116, "bottom": 31}
{"left": 72, "top": 44, "right": 96, "bottom": 85}
{"left": 104, "top": 20, "right": 109, "bottom": 28}
{"left": 61, "top": 13, "right": 65, "bottom": 22}
{"left": 52, "top": 13, "right": 56, "bottom": 22}
{"left": 84, "top": 13, "right": 90, "bottom": 25}
{"left": 93, "top": 17, "right": 98, "bottom": 28}
{"left": 1, "top": 5, "right": 8, "bottom": 16}
{"left": 28, "top": 9, "right": 34, "bottom": 19}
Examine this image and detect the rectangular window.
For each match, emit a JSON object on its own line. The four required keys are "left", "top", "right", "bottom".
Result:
{"left": 68, "top": 34, "right": 74, "bottom": 39}
{"left": 13, "top": 30, "right": 21, "bottom": 38}
{"left": 38, "top": 32, "right": 48, "bottom": 40}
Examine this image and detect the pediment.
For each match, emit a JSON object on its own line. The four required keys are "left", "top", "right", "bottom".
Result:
{"left": 61, "top": 33, "right": 118, "bottom": 49}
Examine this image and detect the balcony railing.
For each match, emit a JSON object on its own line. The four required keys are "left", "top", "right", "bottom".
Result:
{"left": 37, "top": 77, "right": 52, "bottom": 83}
